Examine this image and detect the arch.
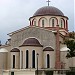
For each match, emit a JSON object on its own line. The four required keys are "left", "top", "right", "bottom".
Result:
{"left": 26, "top": 50, "right": 29, "bottom": 68}
{"left": 38, "top": 17, "right": 47, "bottom": 27}
{"left": 66, "top": 20, "right": 68, "bottom": 30}
{"left": 20, "top": 37, "right": 43, "bottom": 47}
{"left": 60, "top": 18, "right": 65, "bottom": 28}
{"left": 43, "top": 46, "right": 54, "bottom": 50}
{"left": 49, "top": 17, "right": 58, "bottom": 27}
{"left": 43, "top": 46, "right": 54, "bottom": 51}
{"left": 32, "top": 18, "right": 37, "bottom": 26}
{"left": 47, "top": 54, "right": 50, "bottom": 68}
{"left": 10, "top": 47, "right": 20, "bottom": 69}
{"left": 30, "top": 21, "right": 31, "bottom": 26}
{"left": 32, "top": 50, "right": 35, "bottom": 68}
{"left": 10, "top": 47, "right": 20, "bottom": 52}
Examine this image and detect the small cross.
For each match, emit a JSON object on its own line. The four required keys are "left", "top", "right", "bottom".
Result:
{"left": 46, "top": 0, "right": 51, "bottom": 6}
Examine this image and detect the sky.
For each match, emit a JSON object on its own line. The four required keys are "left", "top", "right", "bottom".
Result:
{"left": 0, "top": 0, "right": 74, "bottom": 44}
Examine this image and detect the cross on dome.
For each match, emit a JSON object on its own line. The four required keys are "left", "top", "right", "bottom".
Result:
{"left": 46, "top": 0, "right": 51, "bottom": 6}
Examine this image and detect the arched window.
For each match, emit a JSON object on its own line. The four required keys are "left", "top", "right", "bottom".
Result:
{"left": 32, "top": 50, "right": 35, "bottom": 68}
{"left": 42, "top": 20, "right": 44, "bottom": 27}
{"left": 60, "top": 19, "right": 65, "bottom": 28}
{"left": 13, "top": 55, "right": 15, "bottom": 68}
{"left": 61, "top": 20, "right": 63, "bottom": 28}
{"left": 66, "top": 20, "right": 68, "bottom": 30}
{"left": 52, "top": 19, "right": 54, "bottom": 27}
{"left": 26, "top": 50, "right": 29, "bottom": 68}
{"left": 47, "top": 54, "right": 50, "bottom": 68}
{"left": 34, "top": 21, "right": 36, "bottom": 26}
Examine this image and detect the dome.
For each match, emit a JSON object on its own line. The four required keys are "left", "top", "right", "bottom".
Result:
{"left": 33, "top": 6, "right": 64, "bottom": 17}
{"left": 20, "top": 38, "right": 43, "bottom": 47}
{"left": 43, "top": 47, "right": 54, "bottom": 51}
{"left": 10, "top": 48, "right": 20, "bottom": 52}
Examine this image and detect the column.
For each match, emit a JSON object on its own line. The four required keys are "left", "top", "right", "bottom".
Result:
{"left": 55, "top": 25, "right": 61, "bottom": 69}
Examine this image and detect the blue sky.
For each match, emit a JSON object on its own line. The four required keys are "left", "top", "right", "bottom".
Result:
{"left": 0, "top": 0, "right": 74, "bottom": 44}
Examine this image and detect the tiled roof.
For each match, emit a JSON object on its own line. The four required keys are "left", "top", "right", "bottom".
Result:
{"left": 20, "top": 38, "right": 43, "bottom": 47}
{"left": 43, "top": 47, "right": 54, "bottom": 51}
{"left": 10, "top": 48, "right": 20, "bottom": 52}
{"left": 33, "top": 6, "right": 64, "bottom": 17}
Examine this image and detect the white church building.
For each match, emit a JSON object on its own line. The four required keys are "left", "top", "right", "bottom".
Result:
{"left": 0, "top": 2, "right": 74, "bottom": 75}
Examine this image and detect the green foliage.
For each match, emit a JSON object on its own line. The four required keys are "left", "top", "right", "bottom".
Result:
{"left": 69, "top": 31, "right": 75, "bottom": 39}
{"left": 66, "top": 72, "right": 75, "bottom": 75}
{"left": 64, "top": 40, "right": 75, "bottom": 58}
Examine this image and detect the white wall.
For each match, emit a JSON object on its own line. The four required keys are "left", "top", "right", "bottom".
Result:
{"left": 3, "top": 70, "right": 35, "bottom": 75}
{"left": 15, "top": 70, "right": 35, "bottom": 75}
{"left": 20, "top": 46, "right": 43, "bottom": 69}
{"left": 43, "top": 51, "right": 55, "bottom": 68}
{"left": 30, "top": 16, "right": 68, "bottom": 28}
{"left": 11, "top": 52, "right": 20, "bottom": 69}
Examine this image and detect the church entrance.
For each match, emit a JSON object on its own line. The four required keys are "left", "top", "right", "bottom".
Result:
{"left": 11, "top": 72, "right": 14, "bottom": 75}
{"left": 45, "top": 71, "right": 53, "bottom": 75}
{"left": 66, "top": 72, "right": 75, "bottom": 75}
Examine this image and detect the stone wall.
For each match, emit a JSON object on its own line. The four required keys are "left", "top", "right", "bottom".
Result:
{"left": 11, "top": 27, "right": 56, "bottom": 49}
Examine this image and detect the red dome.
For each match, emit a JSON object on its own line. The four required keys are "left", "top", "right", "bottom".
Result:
{"left": 10, "top": 48, "right": 20, "bottom": 52}
{"left": 33, "top": 6, "right": 64, "bottom": 17}
{"left": 20, "top": 38, "right": 43, "bottom": 47}
{"left": 43, "top": 47, "right": 54, "bottom": 51}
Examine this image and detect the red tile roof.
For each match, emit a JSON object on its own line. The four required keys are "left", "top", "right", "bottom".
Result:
{"left": 43, "top": 47, "right": 54, "bottom": 51}
{"left": 20, "top": 38, "right": 43, "bottom": 47}
{"left": 33, "top": 6, "right": 64, "bottom": 17}
{"left": 10, "top": 48, "right": 20, "bottom": 52}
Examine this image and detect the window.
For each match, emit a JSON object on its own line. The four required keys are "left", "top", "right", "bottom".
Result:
{"left": 26, "top": 50, "right": 29, "bottom": 68}
{"left": 47, "top": 54, "right": 50, "bottom": 68}
{"left": 11, "top": 72, "right": 14, "bottom": 75}
{"left": 13, "top": 55, "right": 15, "bottom": 68}
{"left": 52, "top": 19, "right": 54, "bottom": 27}
{"left": 34, "top": 21, "right": 36, "bottom": 26}
{"left": 61, "top": 20, "right": 63, "bottom": 28}
{"left": 42, "top": 20, "right": 44, "bottom": 27}
{"left": 32, "top": 50, "right": 35, "bottom": 68}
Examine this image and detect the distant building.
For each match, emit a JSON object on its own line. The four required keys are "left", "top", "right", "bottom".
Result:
{"left": 0, "top": 2, "right": 74, "bottom": 75}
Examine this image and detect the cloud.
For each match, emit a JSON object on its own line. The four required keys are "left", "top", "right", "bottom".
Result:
{"left": 0, "top": 0, "right": 74, "bottom": 44}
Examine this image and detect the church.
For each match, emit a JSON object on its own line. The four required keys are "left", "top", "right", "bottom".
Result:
{"left": 0, "top": 1, "right": 74, "bottom": 75}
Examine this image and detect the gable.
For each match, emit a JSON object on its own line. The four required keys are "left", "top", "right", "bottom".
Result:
{"left": 10, "top": 26, "right": 56, "bottom": 49}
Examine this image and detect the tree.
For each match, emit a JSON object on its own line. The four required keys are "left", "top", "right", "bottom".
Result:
{"left": 64, "top": 40, "right": 75, "bottom": 58}
{"left": 69, "top": 31, "right": 75, "bottom": 39}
